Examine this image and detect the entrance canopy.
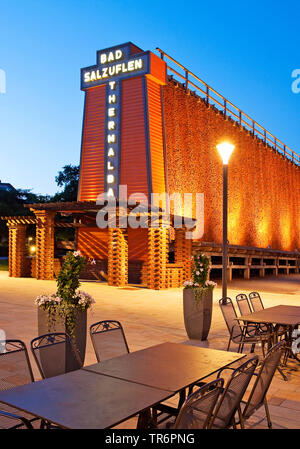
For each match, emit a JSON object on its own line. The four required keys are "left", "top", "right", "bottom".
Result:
{"left": 1, "top": 201, "right": 192, "bottom": 290}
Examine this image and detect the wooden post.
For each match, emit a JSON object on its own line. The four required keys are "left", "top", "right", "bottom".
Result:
{"left": 34, "top": 211, "right": 55, "bottom": 280}
{"left": 227, "top": 260, "right": 232, "bottom": 282}
{"left": 108, "top": 228, "right": 128, "bottom": 287}
{"left": 174, "top": 227, "right": 192, "bottom": 283}
{"left": 7, "top": 223, "right": 27, "bottom": 277}
{"left": 244, "top": 256, "right": 250, "bottom": 280}
{"left": 259, "top": 258, "right": 265, "bottom": 278}
{"left": 147, "top": 226, "right": 169, "bottom": 289}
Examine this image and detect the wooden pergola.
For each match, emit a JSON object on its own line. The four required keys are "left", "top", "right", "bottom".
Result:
{"left": 1, "top": 201, "right": 192, "bottom": 290}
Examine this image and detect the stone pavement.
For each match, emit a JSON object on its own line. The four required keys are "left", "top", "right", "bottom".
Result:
{"left": 0, "top": 271, "right": 300, "bottom": 429}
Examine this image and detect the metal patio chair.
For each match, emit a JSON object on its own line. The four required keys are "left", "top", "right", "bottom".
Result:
{"left": 219, "top": 297, "right": 271, "bottom": 356}
{"left": 31, "top": 332, "right": 81, "bottom": 379}
{"left": 208, "top": 356, "right": 259, "bottom": 429}
{"left": 237, "top": 340, "right": 286, "bottom": 429}
{"left": 90, "top": 320, "right": 129, "bottom": 362}
{"left": 0, "top": 339, "right": 40, "bottom": 429}
{"left": 236, "top": 293, "right": 253, "bottom": 316}
{"left": 173, "top": 378, "right": 224, "bottom": 429}
{"left": 249, "top": 291, "right": 287, "bottom": 339}
{"left": 248, "top": 292, "right": 264, "bottom": 312}
{"left": 236, "top": 293, "right": 269, "bottom": 339}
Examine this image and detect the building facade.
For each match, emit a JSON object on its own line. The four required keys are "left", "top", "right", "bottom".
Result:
{"left": 3, "top": 42, "right": 300, "bottom": 288}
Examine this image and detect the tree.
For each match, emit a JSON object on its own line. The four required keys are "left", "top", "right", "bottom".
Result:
{"left": 0, "top": 164, "right": 80, "bottom": 248}
{"left": 52, "top": 165, "right": 79, "bottom": 202}
{"left": 0, "top": 188, "right": 50, "bottom": 217}
{"left": 0, "top": 188, "right": 51, "bottom": 247}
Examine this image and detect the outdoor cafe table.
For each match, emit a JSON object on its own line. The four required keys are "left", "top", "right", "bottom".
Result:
{"left": 237, "top": 305, "right": 300, "bottom": 362}
{"left": 82, "top": 342, "right": 246, "bottom": 393}
{"left": 0, "top": 343, "right": 245, "bottom": 429}
{"left": 0, "top": 369, "right": 173, "bottom": 429}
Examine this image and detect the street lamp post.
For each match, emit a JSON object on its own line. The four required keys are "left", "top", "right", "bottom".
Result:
{"left": 216, "top": 142, "right": 235, "bottom": 302}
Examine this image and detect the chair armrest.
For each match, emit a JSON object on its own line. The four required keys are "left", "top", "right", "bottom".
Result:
{"left": 0, "top": 410, "right": 34, "bottom": 429}
{"left": 230, "top": 323, "right": 246, "bottom": 336}
{"left": 217, "top": 366, "right": 236, "bottom": 378}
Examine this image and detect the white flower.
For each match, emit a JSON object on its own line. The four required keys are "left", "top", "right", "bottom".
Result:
{"left": 90, "top": 258, "right": 96, "bottom": 265}
{"left": 35, "top": 294, "right": 63, "bottom": 307}
{"left": 183, "top": 280, "right": 193, "bottom": 288}
{"left": 73, "top": 250, "right": 82, "bottom": 257}
{"left": 76, "top": 290, "right": 95, "bottom": 307}
{"left": 205, "top": 280, "right": 217, "bottom": 288}
{"left": 196, "top": 271, "right": 200, "bottom": 275}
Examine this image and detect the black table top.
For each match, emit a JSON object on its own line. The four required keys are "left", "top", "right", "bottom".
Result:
{"left": 0, "top": 369, "right": 173, "bottom": 429}
{"left": 83, "top": 342, "right": 245, "bottom": 392}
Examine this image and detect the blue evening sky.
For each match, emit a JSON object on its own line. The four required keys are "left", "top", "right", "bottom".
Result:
{"left": 0, "top": 0, "right": 299, "bottom": 195}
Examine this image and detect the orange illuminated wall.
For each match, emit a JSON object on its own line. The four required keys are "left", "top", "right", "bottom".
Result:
{"left": 146, "top": 77, "right": 166, "bottom": 195}
{"left": 120, "top": 76, "right": 149, "bottom": 197}
{"left": 77, "top": 228, "right": 108, "bottom": 259}
{"left": 162, "top": 80, "right": 300, "bottom": 252}
{"left": 78, "top": 85, "right": 106, "bottom": 201}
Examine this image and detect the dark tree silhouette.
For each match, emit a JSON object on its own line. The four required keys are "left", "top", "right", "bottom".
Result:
{"left": 52, "top": 165, "right": 79, "bottom": 202}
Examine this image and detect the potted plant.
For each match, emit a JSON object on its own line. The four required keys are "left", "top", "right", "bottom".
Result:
{"left": 183, "top": 253, "right": 217, "bottom": 340}
{"left": 35, "top": 251, "right": 95, "bottom": 372}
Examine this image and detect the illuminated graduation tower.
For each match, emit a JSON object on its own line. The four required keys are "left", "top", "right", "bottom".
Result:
{"left": 78, "top": 42, "right": 167, "bottom": 202}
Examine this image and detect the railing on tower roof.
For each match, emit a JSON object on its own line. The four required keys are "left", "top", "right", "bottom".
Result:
{"left": 156, "top": 48, "right": 300, "bottom": 167}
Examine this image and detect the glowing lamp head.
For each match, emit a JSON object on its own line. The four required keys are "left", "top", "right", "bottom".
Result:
{"left": 217, "top": 142, "right": 235, "bottom": 165}
{"left": 30, "top": 245, "right": 36, "bottom": 254}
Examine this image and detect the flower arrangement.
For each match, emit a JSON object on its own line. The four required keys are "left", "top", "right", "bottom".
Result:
{"left": 35, "top": 251, "right": 95, "bottom": 339}
{"left": 183, "top": 253, "right": 217, "bottom": 302}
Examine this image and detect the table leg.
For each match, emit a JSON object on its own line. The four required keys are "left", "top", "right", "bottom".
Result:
{"left": 137, "top": 409, "right": 154, "bottom": 429}
{"left": 178, "top": 389, "right": 186, "bottom": 409}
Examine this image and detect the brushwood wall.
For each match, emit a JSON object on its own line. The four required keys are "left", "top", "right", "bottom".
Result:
{"left": 163, "top": 79, "right": 300, "bottom": 252}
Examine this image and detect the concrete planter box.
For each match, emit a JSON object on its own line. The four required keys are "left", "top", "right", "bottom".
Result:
{"left": 183, "top": 288, "right": 213, "bottom": 340}
{"left": 38, "top": 307, "right": 87, "bottom": 374}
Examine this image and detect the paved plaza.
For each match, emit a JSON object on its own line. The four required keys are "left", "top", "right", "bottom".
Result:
{"left": 0, "top": 271, "right": 300, "bottom": 429}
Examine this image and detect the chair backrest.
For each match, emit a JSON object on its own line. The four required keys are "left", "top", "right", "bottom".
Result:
{"left": 249, "top": 292, "right": 264, "bottom": 312}
{"left": 243, "top": 341, "right": 286, "bottom": 419}
{"left": 31, "top": 332, "right": 79, "bottom": 379}
{"left": 209, "top": 356, "right": 259, "bottom": 429}
{"left": 219, "top": 298, "right": 241, "bottom": 339}
{"left": 90, "top": 320, "right": 129, "bottom": 362}
{"left": 174, "top": 378, "right": 224, "bottom": 429}
{"left": 0, "top": 340, "right": 34, "bottom": 391}
{"left": 236, "top": 294, "right": 252, "bottom": 316}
